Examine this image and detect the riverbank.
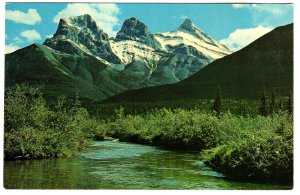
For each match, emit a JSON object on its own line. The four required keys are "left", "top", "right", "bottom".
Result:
{"left": 4, "top": 141, "right": 292, "bottom": 189}
{"left": 104, "top": 108, "right": 293, "bottom": 185}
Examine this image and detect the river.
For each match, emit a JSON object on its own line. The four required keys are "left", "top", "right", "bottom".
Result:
{"left": 4, "top": 141, "right": 292, "bottom": 189}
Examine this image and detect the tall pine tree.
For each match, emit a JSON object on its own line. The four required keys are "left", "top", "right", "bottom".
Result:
{"left": 212, "top": 87, "right": 222, "bottom": 118}
{"left": 259, "top": 88, "right": 268, "bottom": 116}
{"left": 269, "top": 89, "right": 276, "bottom": 114}
{"left": 288, "top": 91, "right": 293, "bottom": 115}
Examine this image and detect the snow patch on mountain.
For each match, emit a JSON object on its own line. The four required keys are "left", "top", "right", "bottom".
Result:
{"left": 154, "top": 18, "right": 231, "bottom": 59}
{"left": 110, "top": 39, "right": 163, "bottom": 65}
{"left": 155, "top": 30, "right": 231, "bottom": 59}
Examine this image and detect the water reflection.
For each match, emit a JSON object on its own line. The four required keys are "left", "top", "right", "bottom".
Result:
{"left": 4, "top": 141, "right": 292, "bottom": 189}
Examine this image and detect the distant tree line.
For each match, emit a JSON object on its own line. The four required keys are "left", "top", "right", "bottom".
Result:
{"left": 259, "top": 88, "right": 293, "bottom": 116}
{"left": 211, "top": 88, "right": 293, "bottom": 118}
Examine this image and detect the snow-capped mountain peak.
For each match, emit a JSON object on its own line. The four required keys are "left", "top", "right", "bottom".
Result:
{"left": 43, "top": 14, "right": 232, "bottom": 86}
{"left": 177, "top": 18, "right": 214, "bottom": 42}
{"left": 115, "top": 17, "right": 162, "bottom": 50}
{"left": 44, "top": 14, "right": 121, "bottom": 64}
{"left": 154, "top": 18, "right": 231, "bottom": 59}
{"left": 177, "top": 18, "right": 230, "bottom": 53}
{"left": 179, "top": 18, "right": 198, "bottom": 32}
{"left": 116, "top": 17, "right": 150, "bottom": 40}
{"left": 61, "top": 14, "right": 98, "bottom": 32}
{"left": 110, "top": 17, "right": 163, "bottom": 68}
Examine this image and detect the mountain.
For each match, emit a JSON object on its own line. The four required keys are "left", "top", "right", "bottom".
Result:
{"left": 106, "top": 23, "right": 293, "bottom": 102}
{"left": 116, "top": 17, "right": 162, "bottom": 50}
{"left": 44, "top": 14, "right": 121, "bottom": 64}
{"left": 154, "top": 18, "right": 230, "bottom": 59}
{"left": 110, "top": 17, "right": 231, "bottom": 85}
{"left": 5, "top": 15, "right": 231, "bottom": 101}
{"left": 5, "top": 44, "right": 154, "bottom": 101}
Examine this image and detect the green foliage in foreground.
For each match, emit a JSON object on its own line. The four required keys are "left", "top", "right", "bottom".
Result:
{"left": 4, "top": 85, "right": 106, "bottom": 159}
{"left": 201, "top": 113, "right": 293, "bottom": 184}
{"left": 4, "top": 85, "right": 293, "bottom": 184}
{"left": 106, "top": 107, "right": 293, "bottom": 184}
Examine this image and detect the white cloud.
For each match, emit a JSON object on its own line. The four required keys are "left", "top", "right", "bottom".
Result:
{"left": 13, "top": 37, "right": 25, "bottom": 44}
{"left": 232, "top": 4, "right": 257, "bottom": 9}
{"left": 232, "top": 4, "right": 248, "bottom": 9}
{"left": 251, "top": 4, "right": 287, "bottom": 16}
{"left": 20, "top": 30, "right": 41, "bottom": 41}
{"left": 53, "top": 3, "right": 120, "bottom": 37}
{"left": 220, "top": 26, "right": 272, "bottom": 51}
{"left": 232, "top": 3, "right": 290, "bottom": 16}
{"left": 6, "top": 8, "right": 41, "bottom": 25}
{"left": 5, "top": 44, "right": 20, "bottom": 54}
{"left": 46, "top": 34, "right": 53, "bottom": 38}
{"left": 232, "top": 4, "right": 293, "bottom": 27}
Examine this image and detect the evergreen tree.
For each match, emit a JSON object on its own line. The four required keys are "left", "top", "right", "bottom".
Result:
{"left": 212, "top": 88, "right": 222, "bottom": 118}
{"left": 278, "top": 99, "right": 284, "bottom": 111}
{"left": 73, "top": 87, "right": 81, "bottom": 108}
{"left": 259, "top": 89, "right": 268, "bottom": 116}
{"left": 288, "top": 91, "right": 293, "bottom": 115}
{"left": 269, "top": 89, "right": 276, "bottom": 114}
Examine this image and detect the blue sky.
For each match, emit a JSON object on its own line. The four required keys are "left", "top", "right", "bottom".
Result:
{"left": 5, "top": 3, "right": 293, "bottom": 53}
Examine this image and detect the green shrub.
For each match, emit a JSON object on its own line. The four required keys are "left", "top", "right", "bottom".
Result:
{"left": 109, "top": 106, "right": 293, "bottom": 184}
{"left": 111, "top": 108, "right": 223, "bottom": 150}
{"left": 153, "top": 109, "right": 221, "bottom": 149}
{"left": 202, "top": 112, "right": 293, "bottom": 184}
{"left": 4, "top": 85, "right": 106, "bottom": 159}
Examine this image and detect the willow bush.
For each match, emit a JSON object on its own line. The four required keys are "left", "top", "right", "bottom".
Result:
{"left": 4, "top": 85, "right": 105, "bottom": 159}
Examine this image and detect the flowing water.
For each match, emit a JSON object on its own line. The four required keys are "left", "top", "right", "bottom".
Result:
{"left": 4, "top": 141, "right": 292, "bottom": 189}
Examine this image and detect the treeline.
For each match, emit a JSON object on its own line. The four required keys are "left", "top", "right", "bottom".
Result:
{"left": 258, "top": 89, "right": 293, "bottom": 116}
{"left": 211, "top": 88, "right": 292, "bottom": 118}
{"left": 84, "top": 99, "right": 260, "bottom": 119}
{"left": 4, "top": 85, "right": 106, "bottom": 160}
{"left": 84, "top": 88, "right": 293, "bottom": 119}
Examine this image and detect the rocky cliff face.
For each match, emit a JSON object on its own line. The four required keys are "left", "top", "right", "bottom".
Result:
{"left": 177, "top": 18, "right": 229, "bottom": 51}
{"left": 116, "top": 17, "right": 162, "bottom": 50}
{"left": 44, "top": 14, "right": 121, "bottom": 64}
{"left": 110, "top": 17, "right": 231, "bottom": 85}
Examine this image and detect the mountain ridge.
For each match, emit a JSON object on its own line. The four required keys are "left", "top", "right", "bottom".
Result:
{"left": 5, "top": 43, "right": 156, "bottom": 101}
{"left": 6, "top": 14, "right": 233, "bottom": 101}
{"left": 105, "top": 23, "right": 293, "bottom": 102}
{"left": 111, "top": 16, "right": 231, "bottom": 84}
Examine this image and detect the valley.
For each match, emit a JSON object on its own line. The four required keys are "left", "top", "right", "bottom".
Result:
{"left": 4, "top": 10, "right": 294, "bottom": 190}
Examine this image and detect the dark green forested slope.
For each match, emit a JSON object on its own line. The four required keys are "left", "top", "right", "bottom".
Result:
{"left": 5, "top": 44, "right": 154, "bottom": 101}
{"left": 106, "top": 23, "right": 293, "bottom": 102}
